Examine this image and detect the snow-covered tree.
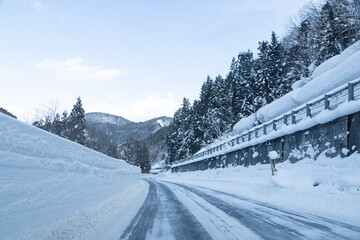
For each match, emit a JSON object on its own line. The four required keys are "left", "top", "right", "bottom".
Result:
{"left": 165, "top": 0, "right": 360, "bottom": 165}
{"left": 228, "top": 50, "right": 256, "bottom": 121}
{"left": 68, "top": 97, "right": 86, "bottom": 145}
{"left": 166, "top": 98, "right": 193, "bottom": 164}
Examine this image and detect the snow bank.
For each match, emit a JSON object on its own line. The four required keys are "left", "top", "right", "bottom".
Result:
{"left": 234, "top": 41, "right": 360, "bottom": 132}
{"left": 163, "top": 151, "right": 360, "bottom": 223}
{"left": 0, "top": 113, "right": 144, "bottom": 239}
{"left": 174, "top": 99, "right": 360, "bottom": 168}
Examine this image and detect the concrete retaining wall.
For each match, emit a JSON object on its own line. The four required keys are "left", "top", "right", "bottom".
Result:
{"left": 171, "top": 111, "right": 360, "bottom": 173}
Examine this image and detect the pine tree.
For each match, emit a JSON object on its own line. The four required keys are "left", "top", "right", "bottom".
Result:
{"left": 284, "top": 19, "right": 312, "bottom": 83}
{"left": 198, "top": 77, "right": 218, "bottom": 144}
{"left": 134, "top": 141, "right": 151, "bottom": 173}
{"left": 269, "top": 31, "right": 288, "bottom": 98}
{"left": 316, "top": 2, "right": 341, "bottom": 65}
{"left": 199, "top": 76, "right": 214, "bottom": 111}
{"left": 68, "top": 97, "right": 86, "bottom": 145}
{"left": 166, "top": 98, "right": 193, "bottom": 164}
{"left": 254, "top": 32, "right": 287, "bottom": 110}
{"left": 60, "top": 111, "right": 69, "bottom": 138}
{"left": 210, "top": 75, "right": 233, "bottom": 134}
{"left": 51, "top": 113, "right": 62, "bottom": 136}
{"left": 188, "top": 100, "right": 205, "bottom": 154}
{"left": 254, "top": 40, "right": 273, "bottom": 108}
{"left": 229, "top": 50, "right": 256, "bottom": 121}
{"left": 107, "top": 143, "right": 118, "bottom": 159}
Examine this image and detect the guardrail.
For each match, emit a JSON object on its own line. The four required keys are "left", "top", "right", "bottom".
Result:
{"left": 173, "top": 79, "right": 360, "bottom": 166}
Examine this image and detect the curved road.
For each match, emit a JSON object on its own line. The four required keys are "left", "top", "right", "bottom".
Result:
{"left": 120, "top": 179, "right": 360, "bottom": 240}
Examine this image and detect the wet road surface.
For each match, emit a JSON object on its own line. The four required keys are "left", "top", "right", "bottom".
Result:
{"left": 120, "top": 179, "right": 360, "bottom": 240}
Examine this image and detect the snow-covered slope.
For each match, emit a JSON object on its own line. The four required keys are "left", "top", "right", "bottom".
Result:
{"left": 156, "top": 118, "right": 171, "bottom": 128}
{"left": 0, "top": 113, "right": 146, "bottom": 239}
{"left": 86, "top": 112, "right": 171, "bottom": 143}
{"left": 234, "top": 41, "right": 360, "bottom": 132}
{"left": 85, "top": 112, "right": 131, "bottom": 126}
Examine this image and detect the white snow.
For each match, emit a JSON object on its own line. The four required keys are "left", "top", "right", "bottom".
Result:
{"left": 156, "top": 118, "right": 171, "bottom": 128}
{"left": 174, "top": 99, "right": 360, "bottom": 168}
{"left": 156, "top": 119, "right": 166, "bottom": 128}
{"left": 162, "top": 151, "right": 360, "bottom": 224}
{"left": 234, "top": 41, "right": 360, "bottom": 132}
{"left": 0, "top": 113, "right": 145, "bottom": 239}
{"left": 268, "top": 150, "right": 278, "bottom": 160}
{"left": 85, "top": 112, "right": 130, "bottom": 126}
{"left": 251, "top": 151, "right": 259, "bottom": 158}
{"left": 342, "top": 148, "right": 350, "bottom": 156}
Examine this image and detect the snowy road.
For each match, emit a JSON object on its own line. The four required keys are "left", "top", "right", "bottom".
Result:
{"left": 120, "top": 178, "right": 360, "bottom": 240}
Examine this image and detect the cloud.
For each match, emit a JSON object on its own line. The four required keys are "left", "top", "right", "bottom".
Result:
{"left": 36, "top": 58, "right": 126, "bottom": 81}
{"left": 33, "top": 0, "right": 46, "bottom": 11}
{"left": 117, "top": 93, "right": 180, "bottom": 121}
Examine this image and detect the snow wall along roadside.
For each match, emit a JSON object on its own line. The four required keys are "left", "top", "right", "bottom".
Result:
{"left": 172, "top": 99, "right": 360, "bottom": 173}
{"left": 0, "top": 113, "right": 141, "bottom": 239}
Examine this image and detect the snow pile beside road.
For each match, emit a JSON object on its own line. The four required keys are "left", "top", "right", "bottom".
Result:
{"left": 272, "top": 152, "right": 360, "bottom": 192}
{"left": 163, "top": 151, "right": 360, "bottom": 223}
{"left": 234, "top": 41, "right": 360, "bottom": 132}
{"left": 0, "top": 113, "right": 145, "bottom": 239}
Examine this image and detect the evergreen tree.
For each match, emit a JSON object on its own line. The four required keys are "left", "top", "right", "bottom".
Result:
{"left": 134, "top": 141, "right": 151, "bottom": 173}
{"left": 254, "top": 40, "right": 273, "bottom": 108}
{"left": 284, "top": 19, "right": 312, "bottom": 83}
{"left": 166, "top": 98, "right": 193, "bottom": 164}
{"left": 188, "top": 100, "right": 205, "bottom": 154}
{"left": 269, "top": 31, "right": 288, "bottom": 98}
{"left": 199, "top": 76, "right": 214, "bottom": 111}
{"left": 254, "top": 32, "right": 287, "bottom": 110}
{"left": 198, "top": 76, "right": 219, "bottom": 144}
{"left": 210, "top": 75, "right": 233, "bottom": 134}
{"left": 316, "top": 2, "right": 341, "bottom": 65}
{"left": 51, "top": 113, "right": 62, "bottom": 136}
{"left": 107, "top": 143, "right": 118, "bottom": 159}
{"left": 60, "top": 111, "right": 69, "bottom": 138}
{"left": 229, "top": 50, "right": 256, "bottom": 121}
{"left": 119, "top": 140, "right": 151, "bottom": 173}
{"left": 68, "top": 97, "right": 86, "bottom": 145}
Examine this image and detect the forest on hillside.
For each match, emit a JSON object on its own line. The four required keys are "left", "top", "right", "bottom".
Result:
{"left": 165, "top": 0, "right": 360, "bottom": 165}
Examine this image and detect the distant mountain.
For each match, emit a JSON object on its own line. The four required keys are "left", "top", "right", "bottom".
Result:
{"left": 85, "top": 112, "right": 172, "bottom": 168}
{"left": 85, "top": 112, "right": 171, "bottom": 146}
{"left": 86, "top": 112, "right": 131, "bottom": 126}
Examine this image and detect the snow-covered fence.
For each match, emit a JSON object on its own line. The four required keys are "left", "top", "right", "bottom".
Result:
{"left": 174, "top": 80, "right": 360, "bottom": 166}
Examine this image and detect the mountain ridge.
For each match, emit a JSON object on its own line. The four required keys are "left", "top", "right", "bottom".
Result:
{"left": 85, "top": 112, "right": 172, "bottom": 146}
{"left": 86, "top": 112, "right": 171, "bottom": 126}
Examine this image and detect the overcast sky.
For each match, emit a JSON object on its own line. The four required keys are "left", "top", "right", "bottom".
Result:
{"left": 0, "top": 0, "right": 319, "bottom": 122}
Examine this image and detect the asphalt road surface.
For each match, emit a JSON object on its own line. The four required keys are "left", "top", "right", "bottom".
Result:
{"left": 120, "top": 178, "right": 360, "bottom": 240}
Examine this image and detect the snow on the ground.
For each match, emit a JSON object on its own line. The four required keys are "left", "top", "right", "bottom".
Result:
{"left": 0, "top": 113, "right": 146, "bottom": 240}
{"left": 234, "top": 41, "right": 360, "bottom": 132}
{"left": 161, "top": 151, "right": 360, "bottom": 225}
